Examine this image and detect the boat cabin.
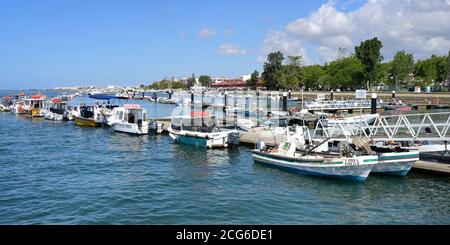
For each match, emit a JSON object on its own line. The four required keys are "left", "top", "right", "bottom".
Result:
{"left": 170, "top": 112, "right": 217, "bottom": 133}
{"left": 112, "top": 104, "right": 147, "bottom": 125}
{"left": 277, "top": 141, "right": 296, "bottom": 157}
{"left": 79, "top": 105, "right": 96, "bottom": 119}
{"left": 48, "top": 98, "right": 68, "bottom": 115}
{"left": 26, "top": 95, "right": 45, "bottom": 110}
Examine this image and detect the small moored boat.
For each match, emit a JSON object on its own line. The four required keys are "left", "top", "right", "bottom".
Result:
{"left": 1, "top": 96, "right": 12, "bottom": 112}
{"left": 108, "top": 104, "right": 149, "bottom": 135}
{"left": 168, "top": 113, "right": 240, "bottom": 148}
{"left": 252, "top": 138, "right": 378, "bottom": 182}
{"left": 73, "top": 105, "right": 109, "bottom": 127}
{"left": 44, "top": 97, "right": 72, "bottom": 121}
{"left": 24, "top": 94, "right": 46, "bottom": 118}
{"left": 370, "top": 145, "right": 419, "bottom": 176}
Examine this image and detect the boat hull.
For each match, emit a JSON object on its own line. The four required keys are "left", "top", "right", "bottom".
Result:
{"left": 372, "top": 151, "right": 419, "bottom": 176}
{"left": 112, "top": 123, "right": 148, "bottom": 135}
{"left": 170, "top": 134, "right": 209, "bottom": 147}
{"left": 74, "top": 116, "right": 101, "bottom": 127}
{"left": 26, "top": 109, "right": 44, "bottom": 118}
{"left": 252, "top": 151, "right": 377, "bottom": 182}
{"left": 168, "top": 128, "right": 235, "bottom": 148}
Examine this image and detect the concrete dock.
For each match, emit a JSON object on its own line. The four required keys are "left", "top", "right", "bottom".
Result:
{"left": 411, "top": 160, "right": 450, "bottom": 176}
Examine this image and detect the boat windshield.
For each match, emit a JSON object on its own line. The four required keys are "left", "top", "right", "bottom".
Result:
{"left": 126, "top": 109, "right": 146, "bottom": 123}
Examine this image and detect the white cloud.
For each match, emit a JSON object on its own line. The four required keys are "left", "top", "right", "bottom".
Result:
{"left": 225, "top": 29, "right": 234, "bottom": 36}
{"left": 258, "top": 30, "right": 310, "bottom": 64}
{"left": 198, "top": 28, "right": 216, "bottom": 38}
{"left": 218, "top": 43, "right": 247, "bottom": 55}
{"left": 261, "top": 0, "right": 450, "bottom": 64}
{"left": 292, "top": 0, "right": 450, "bottom": 60}
{"left": 286, "top": 2, "right": 353, "bottom": 41}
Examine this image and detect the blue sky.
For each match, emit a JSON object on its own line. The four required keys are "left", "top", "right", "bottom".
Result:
{"left": 1, "top": 0, "right": 449, "bottom": 89}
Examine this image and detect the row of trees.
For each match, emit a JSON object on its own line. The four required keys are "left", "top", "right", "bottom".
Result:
{"left": 260, "top": 37, "right": 450, "bottom": 91}
{"left": 147, "top": 74, "right": 212, "bottom": 90}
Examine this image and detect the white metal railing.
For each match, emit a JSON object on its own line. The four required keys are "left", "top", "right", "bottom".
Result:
{"left": 312, "top": 112, "right": 450, "bottom": 142}
{"left": 305, "top": 100, "right": 372, "bottom": 110}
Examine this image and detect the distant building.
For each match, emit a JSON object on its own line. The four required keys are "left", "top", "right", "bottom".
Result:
{"left": 210, "top": 75, "right": 262, "bottom": 89}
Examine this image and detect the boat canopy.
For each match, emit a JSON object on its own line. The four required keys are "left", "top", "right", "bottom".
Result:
{"left": 51, "top": 98, "right": 63, "bottom": 103}
{"left": 30, "top": 95, "right": 45, "bottom": 100}
{"left": 88, "top": 93, "right": 117, "bottom": 100}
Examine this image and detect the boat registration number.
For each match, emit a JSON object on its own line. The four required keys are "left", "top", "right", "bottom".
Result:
{"left": 344, "top": 158, "right": 360, "bottom": 166}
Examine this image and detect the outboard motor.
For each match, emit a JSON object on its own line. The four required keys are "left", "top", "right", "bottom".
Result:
{"left": 256, "top": 139, "right": 266, "bottom": 151}
{"left": 148, "top": 120, "right": 158, "bottom": 135}
{"left": 227, "top": 131, "right": 240, "bottom": 147}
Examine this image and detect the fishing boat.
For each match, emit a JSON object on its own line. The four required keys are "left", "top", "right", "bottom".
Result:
{"left": 382, "top": 100, "right": 413, "bottom": 112}
{"left": 10, "top": 93, "right": 27, "bottom": 114}
{"left": 370, "top": 145, "right": 419, "bottom": 176}
{"left": 24, "top": 94, "right": 46, "bottom": 118}
{"left": 0, "top": 96, "right": 12, "bottom": 112}
{"left": 168, "top": 113, "right": 240, "bottom": 148}
{"left": 324, "top": 113, "right": 379, "bottom": 127}
{"left": 108, "top": 104, "right": 149, "bottom": 135}
{"left": 73, "top": 104, "right": 109, "bottom": 127}
{"left": 252, "top": 138, "right": 378, "bottom": 182}
{"left": 43, "top": 97, "right": 71, "bottom": 121}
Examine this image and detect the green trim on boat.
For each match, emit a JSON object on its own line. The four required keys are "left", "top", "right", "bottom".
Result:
{"left": 379, "top": 154, "right": 419, "bottom": 160}
{"left": 363, "top": 159, "right": 378, "bottom": 163}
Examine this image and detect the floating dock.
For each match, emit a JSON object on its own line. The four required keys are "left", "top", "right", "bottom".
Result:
{"left": 411, "top": 161, "right": 450, "bottom": 176}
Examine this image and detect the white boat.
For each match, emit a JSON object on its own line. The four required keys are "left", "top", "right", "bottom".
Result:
{"left": 43, "top": 97, "right": 72, "bottom": 121}
{"left": 236, "top": 118, "right": 257, "bottom": 131}
{"left": 168, "top": 113, "right": 240, "bottom": 148}
{"left": 326, "top": 138, "right": 419, "bottom": 177}
{"left": 23, "top": 94, "right": 46, "bottom": 118}
{"left": 252, "top": 138, "right": 378, "bottom": 182}
{"left": 10, "top": 93, "right": 27, "bottom": 114}
{"left": 108, "top": 104, "right": 149, "bottom": 135}
{"left": 324, "top": 113, "right": 379, "bottom": 127}
{"left": 1, "top": 96, "right": 12, "bottom": 112}
{"left": 73, "top": 104, "right": 110, "bottom": 127}
{"left": 371, "top": 146, "right": 419, "bottom": 176}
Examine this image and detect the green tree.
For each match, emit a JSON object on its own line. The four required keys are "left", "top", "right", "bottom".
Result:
{"left": 276, "top": 66, "right": 299, "bottom": 90}
{"left": 246, "top": 70, "right": 259, "bottom": 90}
{"left": 376, "top": 61, "right": 392, "bottom": 86}
{"left": 198, "top": 75, "right": 212, "bottom": 87}
{"left": 287, "top": 55, "right": 303, "bottom": 67}
{"left": 414, "top": 58, "right": 437, "bottom": 86}
{"left": 186, "top": 73, "right": 196, "bottom": 89}
{"left": 355, "top": 37, "right": 384, "bottom": 89}
{"left": 317, "top": 74, "right": 333, "bottom": 91}
{"left": 262, "top": 51, "right": 284, "bottom": 90}
{"left": 434, "top": 55, "right": 448, "bottom": 84}
{"left": 446, "top": 51, "right": 450, "bottom": 90}
{"left": 325, "top": 56, "right": 364, "bottom": 90}
{"left": 390, "top": 50, "right": 414, "bottom": 90}
{"left": 302, "top": 65, "right": 325, "bottom": 90}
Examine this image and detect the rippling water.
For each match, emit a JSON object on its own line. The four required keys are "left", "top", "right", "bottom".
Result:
{"left": 0, "top": 90, "right": 449, "bottom": 224}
